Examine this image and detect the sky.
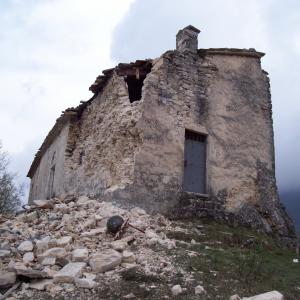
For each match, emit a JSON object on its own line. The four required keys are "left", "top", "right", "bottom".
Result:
{"left": 0, "top": 0, "right": 299, "bottom": 204}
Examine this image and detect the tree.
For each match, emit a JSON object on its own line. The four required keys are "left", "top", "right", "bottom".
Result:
{"left": 0, "top": 141, "right": 22, "bottom": 214}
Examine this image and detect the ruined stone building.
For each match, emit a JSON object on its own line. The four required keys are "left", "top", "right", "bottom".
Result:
{"left": 27, "top": 26, "right": 294, "bottom": 236}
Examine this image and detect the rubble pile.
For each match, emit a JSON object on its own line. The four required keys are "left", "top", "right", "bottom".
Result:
{"left": 0, "top": 196, "right": 178, "bottom": 298}
{"left": 0, "top": 196, "right": 287, "bottom": 299}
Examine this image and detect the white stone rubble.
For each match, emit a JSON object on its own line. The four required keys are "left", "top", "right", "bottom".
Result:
{"left": 74, "top": 277, "right": 98, "bottom": 289}
{"left": 0, "top": 271, "right": 16, "bottom": 288}
{"left": 29, "top": 279, "right": 53, "bottom": 291}
{"left": 89, "top": 249, "right": 122, "bottom": 273}
{"left": 53, "top": 262, "right": 86, "bottom": 283}
{"left": 0, "top": 250, "right": 11, "bottom": 258}
{"left": 122, "top": 250, "right": 136, "bottom": 263}
{"left": 23, "top": 252, "right": 34, "bottom": 263}
{"left": 56, "top": 236, "right": 72, "bottom": 247}
{"left": 41, "top": 257, "right": 56, "bottom": 266}
{"left": 171, "top": 284, "right": 183, "bottom": 296}
{"left": 18, "top": 240, "right": 33, "bottom": 252}
{"left": 0, "top": 195, "right": 184, "bottom": 297}
{"left": 39, "top": 247, "right": 67, "bottom": 258}
{"left": 72, "top": 248, "right": 89, "bottom": 262}
{"left": 242, "top": 291, "right": 284, "bottom": 300}
{"left": 195, "top": 284, "right": 206, "bottom": 295}
{"left": 33, "top": 200, "right": 54, "bottom": 209}
{"left": 230, "top": 295, "right": 241, "bottom": 300}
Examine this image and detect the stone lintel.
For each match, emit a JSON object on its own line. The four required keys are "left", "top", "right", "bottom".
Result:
{"left": 185, "top": 123, "right": 208, "bottom": 135}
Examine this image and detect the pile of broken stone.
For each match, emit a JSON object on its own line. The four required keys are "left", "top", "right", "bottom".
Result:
{"left": 0, "top": 196, "right": 285, "bottom": 300}
{"left": 0, "top": 195, "right": 178, "bottom": 298}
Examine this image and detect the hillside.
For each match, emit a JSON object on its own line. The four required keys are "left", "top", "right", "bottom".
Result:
{"left": 0, "top": 196, "right": 299, "bottom": 300}
{"left": 280, "top": 190, "right": 300, "bottom": 234}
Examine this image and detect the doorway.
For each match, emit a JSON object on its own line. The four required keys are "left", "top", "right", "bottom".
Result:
{"left": 183, "top": 130, "right": 207, "bottom": 193}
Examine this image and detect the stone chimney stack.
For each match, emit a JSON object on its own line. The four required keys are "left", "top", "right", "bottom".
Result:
{"left": 176, "top": 25, "right": 200, "bottom": 53}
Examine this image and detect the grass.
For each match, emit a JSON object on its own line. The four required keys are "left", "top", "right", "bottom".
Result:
{"left": 120, "top": 267, "right": 163, "bottom": 283}
{"left": 165, "top": 219, "right": 300, "bottom": 299}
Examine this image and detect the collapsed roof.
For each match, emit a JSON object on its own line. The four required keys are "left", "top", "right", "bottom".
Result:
{"left": 27, "top": 59, "right": 152, "bottom": 178}
{"left": 27, "top": 47, "right": 263, "bottom": 178}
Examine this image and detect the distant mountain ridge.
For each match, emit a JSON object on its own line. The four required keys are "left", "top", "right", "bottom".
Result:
{"left": 280, "top": 190, "right": 300, "bottom": 234}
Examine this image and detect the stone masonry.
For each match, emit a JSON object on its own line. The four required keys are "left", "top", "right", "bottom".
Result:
{"left": 27, "top": 26, "right": 295, "bottom": 238}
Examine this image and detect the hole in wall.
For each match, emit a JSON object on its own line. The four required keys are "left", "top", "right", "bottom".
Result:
{"left": 116, "top": 60, "right": 152, "bottom": 103}
{"left": 125, "top": 75, "right": 147, "bottom": 103}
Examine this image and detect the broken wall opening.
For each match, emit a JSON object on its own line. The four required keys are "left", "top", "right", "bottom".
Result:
{"left": 116, "top": 60, "right": 152, "bottom": 103}
{"left": 125, "top": 75, "right": 147, "bottom": 102}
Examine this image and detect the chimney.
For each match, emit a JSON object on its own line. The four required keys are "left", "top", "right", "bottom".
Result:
{"left": 176, "top": 25, "right": 201, "bottom": 54}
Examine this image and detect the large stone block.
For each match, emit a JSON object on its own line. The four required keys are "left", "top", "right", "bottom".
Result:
{"left": 89, "top": 249, "right": 122, "bottom": 273}
{"left": 242, "top": 291, "right": 284, "bottom": 300}
{"left": 0, "top": 271, "right": 16, "bottom": 288}
{"left": 53, "top": 262, "right": 86, "bottom": 283}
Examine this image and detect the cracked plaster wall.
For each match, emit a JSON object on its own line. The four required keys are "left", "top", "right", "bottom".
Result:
{"left": 28, "top": 124, "right": 69, "bottom": 203}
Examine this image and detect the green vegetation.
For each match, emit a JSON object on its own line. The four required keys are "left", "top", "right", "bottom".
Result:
{"left": 166, "top": 219, "right": 300, "bottom": 299}
{"left": 0, "top": 141, "right": 23, "bottom": 214}
{"left": 100, "top": 220, "right": 299, "bottom": 300}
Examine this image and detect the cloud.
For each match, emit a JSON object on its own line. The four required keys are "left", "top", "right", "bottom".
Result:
{"left": 111, "top": 0, "right": 300, "bottom": 191}
{"left": 111, "top": 0, "right": 271, "bottom": 61}
{"left": 0, "top": 0, "right": 134, "bottom": 200}
{"left": 1, "top": 0, "right": 299, "bottom": 205}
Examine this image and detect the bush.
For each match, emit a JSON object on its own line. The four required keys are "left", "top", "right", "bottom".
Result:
{"left": 0, "top": 142, "right": 23, "bottom": 214}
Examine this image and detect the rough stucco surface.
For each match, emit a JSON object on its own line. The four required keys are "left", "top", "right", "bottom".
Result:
{"left": 28, "top": 47, "right": 294, "bottom": 237}
{"left": 63, "top": 74, "right": 143, "bottom": 198}
{"left": 29, "top": 124, "right": 69, "bottom": 203}
{"left": 206, "top": 54, "right": 273, "bottom": 209}
{"left": 113, "top": 50, "right": 293, "bottom": 236}
{"left": 119, "top": 52, "right": 211, "bottom": 212}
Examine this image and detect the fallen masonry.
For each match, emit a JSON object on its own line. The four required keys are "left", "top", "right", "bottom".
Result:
{"left": 0, "top": 195, "right": 288, "bottom": 299}
{"left": 0, "top": 195, "right": 179, "bottom": 298}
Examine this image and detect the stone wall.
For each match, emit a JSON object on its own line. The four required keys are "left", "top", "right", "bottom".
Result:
{"left": 112, "top": 49, "right": 294, "bottom": 236}
{"left": 205, "top": 53, "right": 272, "bottom": 208}
{"left": 115, "top": 51, "right": 212, "bottom": 212}
{"left": 63, "top": 73, "right": 143, "bottom": 198}
{"left": 28, "top": 124, "right": 69, "bottom": 203}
